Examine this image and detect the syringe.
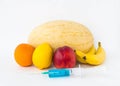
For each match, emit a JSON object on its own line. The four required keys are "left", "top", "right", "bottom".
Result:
{"left": 41, "top": 65, "right": 106, "bottom": 78}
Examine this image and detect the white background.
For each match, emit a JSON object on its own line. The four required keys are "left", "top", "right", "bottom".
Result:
{"left": 0, "top": 0, "right": 120, "bottom": 86}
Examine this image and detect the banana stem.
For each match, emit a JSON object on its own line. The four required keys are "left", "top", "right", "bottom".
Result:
{"left": 98, "top": 42, "right": 101, "bottom": 47}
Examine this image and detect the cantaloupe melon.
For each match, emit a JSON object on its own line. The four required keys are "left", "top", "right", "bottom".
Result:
{"left": 28, "top": 20, "right": 94, "bottom": 52}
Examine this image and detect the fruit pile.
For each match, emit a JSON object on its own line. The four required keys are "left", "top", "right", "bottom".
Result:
{"left": 14, "top": 43, "right": 76, "bottom": 69}
{"left": 14, "top": 42, "right": 105, "bottom": 69}
{"left": 14, "top": 20, "right": 106, "bottom": 70}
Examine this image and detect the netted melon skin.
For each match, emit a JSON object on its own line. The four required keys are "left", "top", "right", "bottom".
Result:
{"left": 28, "top": 20, "right": 94, "bottom": 52}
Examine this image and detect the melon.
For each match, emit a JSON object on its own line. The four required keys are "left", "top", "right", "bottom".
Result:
{"left": 28, "top": 20, "right": 94, "bottom": 52}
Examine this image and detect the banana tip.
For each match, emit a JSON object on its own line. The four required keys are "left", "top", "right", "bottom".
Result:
{"left": 83, "top": 56, "right": 86, "bottom": 60}
{"left": 98, "top": 42, "right": 101, "bottom": 47}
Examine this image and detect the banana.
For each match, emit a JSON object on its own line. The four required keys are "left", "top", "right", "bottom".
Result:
{"left": 75, "top": 42, "right": 105, "bottom": 65}
{"left": 75, "top": 50, "right": 86, "bottom": 63}
{"left": 84, "top": 42, "right": 106, "bottom": 65}
{"left": 75, "top": 45, "right": 96, "bottom": 64}
{"left": 87, "top": 45, "right": 96, "bottom": 54}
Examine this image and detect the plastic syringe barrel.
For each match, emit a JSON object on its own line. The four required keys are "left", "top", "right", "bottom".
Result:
{"left": 48, "top": 69, "right": 71, "bottom": 78}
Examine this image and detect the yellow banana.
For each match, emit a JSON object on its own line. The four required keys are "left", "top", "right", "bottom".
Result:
{"left": 75, "top": 42, "right": 105, "bottom": 65}
{"left": 75, "top": 50, "right": 86, "bottom": 63}
{"left": 83, "top": 42, "right": 105, "bottom": 65}
{"left": 75, "top": 45, "right": 96, "bottom": 64}
{"left": 87, "top": 45, "right": 96, "bottom": 54}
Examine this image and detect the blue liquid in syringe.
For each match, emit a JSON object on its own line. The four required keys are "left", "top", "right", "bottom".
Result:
{"left": 42, "top": 69, "right": 71, "bottom": 78}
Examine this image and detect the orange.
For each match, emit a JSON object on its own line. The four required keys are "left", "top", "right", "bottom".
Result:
{"left": 14, "top": 43, "right": 35, "bottom": 67}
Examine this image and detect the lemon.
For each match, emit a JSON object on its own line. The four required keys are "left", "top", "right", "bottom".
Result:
{"left": 32, "top": 43, "right": 53, "bottom": 69}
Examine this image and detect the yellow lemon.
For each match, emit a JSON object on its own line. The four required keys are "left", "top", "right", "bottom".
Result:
{"left": 32, "top": 43, "right": 53, "bottom": 69}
